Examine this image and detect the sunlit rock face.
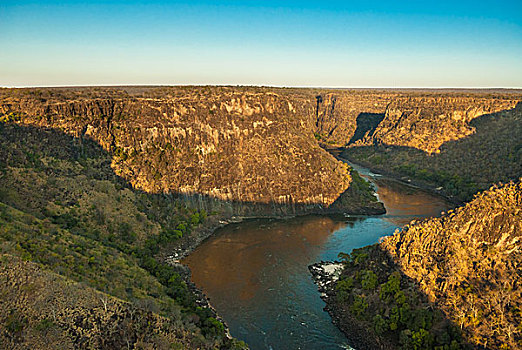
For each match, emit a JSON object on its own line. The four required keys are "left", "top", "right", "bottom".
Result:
{"left": 382, "top": 180, "right": 522, "bottom": 349}
{"left": 1, "top": 87, "right": 519, "bottom": 215}
{"left": 0, "top": 87, "right": 366, "bottom": 216}
{"left": 306, "top": 91, "right": 519, "bottom": 155}
{"left": 361, "top": 96, "right": 519, "bottom": 154}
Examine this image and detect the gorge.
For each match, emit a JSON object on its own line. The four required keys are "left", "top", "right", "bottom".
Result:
{"left": 0, "top": 86, "right": 521, "bottom": 349}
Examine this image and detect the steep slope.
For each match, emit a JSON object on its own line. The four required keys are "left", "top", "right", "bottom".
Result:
{"left": 382, "top": 180, "right": 522, "bottom": 349}
{"left": 0, "top": 254, "right": 209, "bottom": 349}
{"left": 0, "top": 87, "right": 383, "bottom": 216}
{"left": 355, "top": 96, "right": 519, "bottom": 154}
{"left": 0, "top": 122, "right": 245, "bottom": 349}
{"left": 345, "top": 101, "right": 522, "bottom": 201}
{"left": 2, "top": 87, "right": 520, "bottom": 209}
{"left": 313, "top": 91, "right": 394, "bottom": 145}
{"left": 318, "top": 180, "right": 522, "bottom": 350}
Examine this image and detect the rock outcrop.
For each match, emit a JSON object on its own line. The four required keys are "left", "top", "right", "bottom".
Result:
{"left": 382, "top": 180, "right": 522, "bottom": 349}
{"left": 318, "top": 180, "right": 522, "bottom": 350}
{"left": 0, "top": 87, "right": 384, "bottom": 216}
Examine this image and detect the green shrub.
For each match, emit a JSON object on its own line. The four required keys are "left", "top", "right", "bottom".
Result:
{"left": 380, "top": 271, "right": 401, "bottom": 300}
{"left": 361, "top": 270, "right": 378, "bottom": 290}
{"left": 373, "top": 314, "right": 388, "bottom": 335}
{"left": 350, "top": 295, "right": 369, "bottom": 317}
{"left": 336, "top": 277, "right": 354, "bottom": 302}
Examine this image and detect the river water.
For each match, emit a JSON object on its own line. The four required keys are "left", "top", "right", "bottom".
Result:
{"left": 182, "top": 162, "right": 451, "bottom": 350}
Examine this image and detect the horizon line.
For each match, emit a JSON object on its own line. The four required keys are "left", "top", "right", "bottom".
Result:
{"left": 2, "top": 84, "right": 522, "bottom": 90}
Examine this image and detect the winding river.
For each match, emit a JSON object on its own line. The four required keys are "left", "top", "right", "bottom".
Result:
{"left": 182, "top": 161, "right": 451, "bottom": 349}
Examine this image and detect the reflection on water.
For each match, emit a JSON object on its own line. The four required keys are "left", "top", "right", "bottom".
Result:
{"left": 374, "top": 178, "right": 449, "bottom": 226}
{"left": 182, "top": 168, "right": 452, "bottom": 350}
{"left": 184, "top": 217, "right": 346, "bottom": 303}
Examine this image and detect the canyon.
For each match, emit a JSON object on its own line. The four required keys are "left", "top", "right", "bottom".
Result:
{"left": 1, "top": 86, "right": 521, "bottom": 349}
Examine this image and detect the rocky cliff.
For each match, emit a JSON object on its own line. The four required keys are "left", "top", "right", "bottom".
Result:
{"left": 313, "top": 91, "right": 393, "bottom": 145}
{"left": 354, "top": 96, "right": 519, "bottom": 154}
{"left": 0, "top": 87, "right": 384, "bottom": 216}
{"left": 319, "top": 180, "right": 522, "bottom": 350}
{"left": 342, "top": 93, "right": 522, "bottom": 201}
{"left": 312, "top": 91, "right": 520, "bottom": 153}
{"left": 382, "top": 180, "right": 522, "bottom": 349}
{"left": 4, "top": 87, "right": 519, "bottom": 213}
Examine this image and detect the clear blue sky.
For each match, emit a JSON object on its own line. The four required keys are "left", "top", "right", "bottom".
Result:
{"left": 1, "top": 0, "right": 521, "bottom": 87}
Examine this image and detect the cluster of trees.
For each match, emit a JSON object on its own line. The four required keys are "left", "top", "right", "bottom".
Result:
{"left": 335, "top": 246, "right": 467, "bottom": 350}
{"left": 0, "top": 123, "right": 239, "bottom": 347}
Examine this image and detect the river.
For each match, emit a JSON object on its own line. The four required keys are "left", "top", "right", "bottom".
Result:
{"left": 182, "top": 161, "right": 451, "bottom": 349}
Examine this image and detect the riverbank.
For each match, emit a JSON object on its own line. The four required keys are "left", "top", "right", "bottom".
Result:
{"left": 307, "top": 153, "right": 462, "bottom": 350}
{"left": 334, "top": 148, "right": 464, "bottom": 207}
{"left": 164, "top": 198, "right": 385, "bottom": 345}
{"left": 309, "top": 261, "right": 394, "bottom": 350}
{"left": 182, "top": 165, "right": 452, "bottom": 349}
{"left": 167, "top": 166, "right": 387, "bottom": 263}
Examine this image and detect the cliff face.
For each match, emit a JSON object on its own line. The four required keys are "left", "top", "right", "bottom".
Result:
{"left": 356, "top": 96, "right": 519, "bottom": 154}
{"left": 316, "top": 180, "right": 522, "bottom": 350}
{"left": 2, "top": 87, "right": 519, "bottom": 212}
{"left": 312, "top": 91, "right": 520, "bottom": 154}
{"left": 344, "top": 102, "right": 522, "bottom": 201}
{"left": 382, "top": 180, "right": 522, "bottom": 349}
{"left": 313, "top": 91, "right": 393, "bottom": 145}
{"left": 0, "top": 87, "right": 383, "bottom": 216}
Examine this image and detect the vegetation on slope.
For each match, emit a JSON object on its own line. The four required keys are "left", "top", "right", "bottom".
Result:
{"left": 0, "top": 122, "right": 246, "bottom": 349}
{"left": 331, "top": 180, "right": 522, "bottom": 349}
{"left": 382, "top": 180, "right": 522, "bottom": 349}
{"left": 343, "top": 101, "right": 521, "bottom": 202}
{"left": 333, "top": 245, "right": 467, "bottom": 350}
{"left": 1, "top": 254, "right": 198, "bottom": 349}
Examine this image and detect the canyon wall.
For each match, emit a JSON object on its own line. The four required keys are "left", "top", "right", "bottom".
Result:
{"left": 381, "top": 180, "right": 522, "bottom": 348}
{"left": 312, "top": 90, "right": 520, "bottom": 153}
{"left": 344, "top": 97, "right": 522, "bottom": 201}
{"left": 313, "top": 91, "right": 393, "bottom": 145}
{"left": 353, "top": 95, "right": 519, "bottom": 154}
{"left": 0, "top": 87, "right": 384, "bottom": 216}
{"left": 1, "top": 87, "right": 520, "bottom": 212}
